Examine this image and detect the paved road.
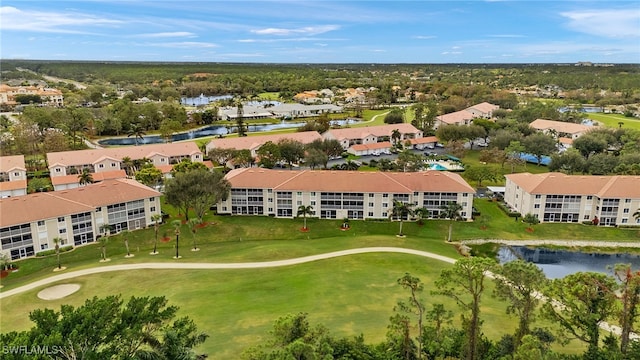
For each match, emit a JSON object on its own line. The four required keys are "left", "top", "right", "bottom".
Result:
{"left": 0, "top": 247, "right": 455, "bottom": 299}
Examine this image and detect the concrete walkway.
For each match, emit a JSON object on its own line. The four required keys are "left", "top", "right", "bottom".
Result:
{"left": 0, "top": 247, "right": 455, "bottom": 299}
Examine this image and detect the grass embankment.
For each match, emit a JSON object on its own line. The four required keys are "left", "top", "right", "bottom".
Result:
{"left": 459, "top": 149, "right": 550, "bottom": 187}
{"left": 588, "top": 113, "right": 640, "bottom": 130}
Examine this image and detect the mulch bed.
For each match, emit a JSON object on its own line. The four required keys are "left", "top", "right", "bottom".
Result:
{"left": 300, "top": 227, "right": 310, "bottom": 232}
{"left": 161, "top": 236, "right": 171, "bottom": 243}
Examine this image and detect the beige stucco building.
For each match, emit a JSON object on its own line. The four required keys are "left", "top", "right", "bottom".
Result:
{"left": 505, "top": 172, "right": 640, "bottom": 226}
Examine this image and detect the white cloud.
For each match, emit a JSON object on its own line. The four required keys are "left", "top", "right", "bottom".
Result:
{"left": 238, "top": 37, "right": 345, "bottom": 43}
{"left": 134, "top": 32, "right": 196, "bottom": 38}
{"left": 251, "top": 25, "right": 340, "bottom": 36}
{"left": 150, "top": 41, "right": 218, "bottom": 49}
{"left": 0, "top": 6, "right": 122, "bottom": 34}
{"left": 561, "top": 8, "right": 640, "bottom": 38}
{"left": 413, "top": 35, "right": 437, "bottom": 40}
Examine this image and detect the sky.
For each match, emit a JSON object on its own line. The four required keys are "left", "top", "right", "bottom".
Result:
{"left": 1, "top": 1, "right": 639, "bottom": 64}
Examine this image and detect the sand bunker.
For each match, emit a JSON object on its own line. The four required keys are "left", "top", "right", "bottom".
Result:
{"left": 37, "top": 284, "right": 81, "bottom": 300}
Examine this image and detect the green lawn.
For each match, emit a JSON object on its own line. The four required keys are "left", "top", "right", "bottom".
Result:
{"left": 459, "top": 149, "right": 550, "bottom": 187}
{"left": 587, "top": 113, "right": 640, "bottom": 130}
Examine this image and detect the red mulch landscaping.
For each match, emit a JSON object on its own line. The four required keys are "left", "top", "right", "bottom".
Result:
{"left": 161, "top": 236, "right": 171, "bottom": 243}
{"left": 195, "top": 222, "right": 208, "bottom": 229}
{"left": 300, "top": 227, "right": 310, "bottom": 232}
{"left": 340, "top": 227, "right": 350, "bottom": 231}
{"left": 525, "top": 227, "right": 534, "bottom": 233}
{"left": 480, "top": 226, "right": 487, "bottom": 230}
{"left": 0, "top": 270, "right": 9, "bottom": 279}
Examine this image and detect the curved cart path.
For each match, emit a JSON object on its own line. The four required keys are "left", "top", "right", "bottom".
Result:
{"left": 0, "top": 247, "right": 455, "bottom": 299}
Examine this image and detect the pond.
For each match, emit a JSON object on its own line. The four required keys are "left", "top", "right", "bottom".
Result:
{"left": 97, "top": 118, "right": 361, "bottom": 146}
{"left": 497, "top": 246, "right": 640, "bottom": 279}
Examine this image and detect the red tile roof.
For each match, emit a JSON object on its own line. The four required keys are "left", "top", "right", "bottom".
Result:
{"left": 505, "top": 172, "right": 640, "bottom": 198}
{"left": 0, "top": 155, "right": 26, "bottom": 172}
{"left": 225, "top": 168, "right": 475, "bottom": 194}
{"left": 0, "top": 178, "right": 161, "bottom": 227}
{"left": 207, "top": 131, "right": 322, "bottom": 152}
{"left": 324, "top": 123, "right": 421, "bottom": 141}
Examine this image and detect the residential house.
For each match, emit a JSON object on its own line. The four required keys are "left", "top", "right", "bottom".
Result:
{"left": 322, "top": 123, "right": 423, "bottom": 150}
{"left": 529, "top": 119, "right": 592, "bottom": 140}
{"left": 217, "top": 168, "right": 475, "bottom": 221}
{"left": 434, "top": 102, "right": 500, "bottom": 129}
{"left": 347, "top": 142, "right": 392, "bottom": 156}
{"left": 205, "top": 131, "right": 323, "bottom": 159}
{"left": 47, "top": 142, "right": 203, "bottom": 190}
{"left": 0, "top": 155, "right": 27, "bottom": 198}
{"left": 0, "top": 178, "right": 162, "bottom": 260}
{"left": 0, "top": 84, "right": 64, "bottom": 107}
{"left": 504, "top": 172, "right": 640, "bottom": 226}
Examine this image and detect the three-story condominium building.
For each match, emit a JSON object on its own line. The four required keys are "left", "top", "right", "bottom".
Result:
{"left": 217, "top": 168, "right": 475, "bottom": 221}
{"left": 322, "top": 123, "right": 423, "bottom": 150}
{"left": 504, "top": 172, "right": 640, "bottom": 226}
{"left": 0, "top": 178, "right": 162, "bottom": 260}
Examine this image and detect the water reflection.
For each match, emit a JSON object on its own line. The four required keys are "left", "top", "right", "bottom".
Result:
{"left": 97, "top": 118, "right": 360, "bottom": 146}
{"left": 497, "top": 246, "right": 640, "bottom": 279}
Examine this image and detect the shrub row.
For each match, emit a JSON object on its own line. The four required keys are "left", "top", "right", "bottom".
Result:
{"left": 36, "top": 245, "right": 74, "bottom": 257}
{"left": 496, "top": 202, "right": 521, "bottom": 217}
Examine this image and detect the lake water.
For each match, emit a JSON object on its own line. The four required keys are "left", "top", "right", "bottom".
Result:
{"left": 497, "top": 246, "right": 640, "bottom": 279}
{"left": 97, "top": 118, "right": 360, "bottom": 146}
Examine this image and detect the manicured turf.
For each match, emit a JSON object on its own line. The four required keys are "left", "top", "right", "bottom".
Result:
{"left": 459, "top": 150, "right": 550, "bottom": 187}
{"left": 588, "top": 113, "right": 640, "bottom": 130}
{"left": 1, "top": 200, "right": 633, "bottom": 357}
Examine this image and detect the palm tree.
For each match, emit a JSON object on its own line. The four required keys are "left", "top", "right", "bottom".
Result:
{"left": 98, "top": 236, "right": 109, "bottom": 261}
{"left": 122, "top": 230, "right": 132, "bottom": 257}
{"left": 52, "top": 237, "right": 63, "bottom": 270}
{"left": 171, "top": 219, "right": 182, "bottom": 259}
{"left": 236, "top": 101, "right": 246, "bottom": 137}
{"left": 78, "top": 169, "right": 94, "bottom": 186}
{"left": 413, "top": 207, "right": 430, "bottom": 226}
{"left": 150, "top": 214, "right": 162, "bottom": 255}
{"left": 391, "top": 128, "right": 402, "bottom": 145}
{"left": 127, "top": 124, "right": 146, "bottom": 146}
{"left": 121, "top": 156, "right": 134, "bottom": 176}
{"left": 389, "top": 200, "right": 414, "bottom": 236}
{"left": 297, "top": 205, "right": 314, "bottom": 230}
{"left": 440, "top": 202, "right": 463, "bottom": 242}
{"left": 188, "top": 217, "right": 202, "bottom": 251}
{"left": 633, "top": 208, "right": 640, "bottom": 223}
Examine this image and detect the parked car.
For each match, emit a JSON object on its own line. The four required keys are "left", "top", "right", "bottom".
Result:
{"left": 425, "top": 144, "right": 435, "bottom": 149}
{"left": 435, "top": 143, "right": 444, "bottom": 148}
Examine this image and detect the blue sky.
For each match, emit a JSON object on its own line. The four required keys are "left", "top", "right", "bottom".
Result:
{"left": 1, "top": 1, "right": 639, "bottom": 63}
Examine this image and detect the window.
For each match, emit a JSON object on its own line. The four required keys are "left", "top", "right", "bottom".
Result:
{"left": 382, "top": 203, "right": 388, "bottom": 209}
{"left": 59, "top": 228, "right": 66, "bottom": 234}
{"left": 535, "top": 195, "right": 541, "bottom": 199}
{"left": 369, "top": 194, "right": 374, "bottom": 198}
{"left": 111, "top": 162, "right": 116, "bottom": 167}
{"left": 624, "top": 208, "right": 630, "bottom": 214}
{"left": 40, "top": 244, "right": 49, "bottom": 250}
{"left": 369, "top": 202, "right": 374, "bottom": 207}
{"left": 587, "top": 196, "right": 593, "bottom": 200}
{"left": 534, "top": 204, "right": 540, "bottom": 209}
{"left": 297, "top": 201, "right": 302, "bottom": 205}
{"left": 55, "top": 168, "right": 61, "bottom": 173}
{"left": 310, "top": 201, "right": 316, "bottom": 206}
{"left": 58, "top": 217, "right": 65, "bottom": 222}
{"left": 622, "top": 219, "right": 628, "bottom": 224}
{"left": 14, "top": 172, "right": 19, "bottom": 176}
{"left": 161, "top": 158, "right": 165, "bottom": 162}
{"left": 625, "top": 199, "right": 631, "bottom": 203}
{"left": 37, "top": 220, "right": 45, "bottom": 226}
{"left": 150, "top": 206, "right": 156, "bottom": 212}
{"left": 584, "top": 215, "right": 590, "bottom": 220}
{"left": 383, "top": 194, "right": 389, "bottom": 198}
{"left": 311, "top": 192, "right": 316, "bottom": 196}
{"left": 99, "top": 164, "right": 104, "bottom": 168}
{"left": 297, "top": 192, "right": 302, "bottom": 196}
{"left": 382, "top": 212, "right": 388, "bottom": 217}
{"left": 95, "top": 207, "right": 101, "bottom": 213}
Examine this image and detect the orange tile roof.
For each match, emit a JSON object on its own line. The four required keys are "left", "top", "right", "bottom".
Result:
{"left": 225, "top": 168, "right": 475, "bottom": 194}
{"left": 50, "top": 170, "right": 127, "bottom": 186}
{"left": 505, "top": 172, "right": 640, "bottom": 198}
{"left": 0, "top": 155, "right": 26, "bottom": 172}
{"left": 467, "top": 102, "right": 499, "bottom": 114}
{"left": 47, "top": 142, "right": 202, "bottom": 168}
{"left": 324, "top": 123, "right": 421, "bottom": 141}
{"left": 559, "top": 137, "right": 573, "bottom": 145}
{"left": 436, "top": 110, "right": 475, "bottom": 125}
{"left": 409, "top": 136, "right": 439, "bottom": 145}
{"left": 0, "top": 178, "right": 160, "bottom": 227}
{"left": 207, "top": 131, "right": 322, "bottom": 151}
{"left": 0, "top": 179, "right": 27, "bottom": 192}
{"left": 529, "top": 119, "right": 591, "bottom": 135}
{"left": 350, "top": 141, "right": 392, "bottom": 151}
